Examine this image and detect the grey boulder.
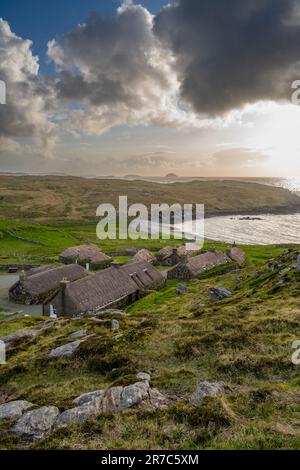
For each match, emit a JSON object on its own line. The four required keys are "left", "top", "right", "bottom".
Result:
{"left": 68, "top": 329, "right": 87, "bottom": 339}
{"left": 120, "top": 382, "right": 150, "bottom": 409}
{"left": 55, "top": 399, "right": 102, "bottom": 429}
{"left": 0, "top": 400, "right": 34, "bottom": 422}
{"left": 12, "top": 406, "right": 60, "bottom": 440}
{"left": 190, "top": 381, "right": 226, "bottom": 405}
{"left": 0, "top": 329, "right": 39, "bottom": 348}
{"left": 208, "top": 288, "right": 232, "bottom": 302}
{"left": 73, "top": 390, "right": 105, "bottom": 407}
{"left": 48, "top": 340, "right": 82, "bottom": 358}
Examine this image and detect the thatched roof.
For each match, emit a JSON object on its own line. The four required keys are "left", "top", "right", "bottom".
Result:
{"left": 122, "top": 260, "right": 164, "bottom": 289}
{"left": 60, "top": 244, "right": 110, "bottom": 264}
{"left": 186, "top": 250, "right": 231, "bottom": 276}
{"left": 157, "top": 246, "right": 174, "bottom": 260}
{"left": 59, "top": 261, "right": 164, "bottom": 314}
{"left": 14, "top": 264, "right": 88, "bottom": 297}
{"left": 26, "top": 265, "right": 57, "bottom": 277}
{"left": 133, "top": 249, "right": 157, "bottom": 265}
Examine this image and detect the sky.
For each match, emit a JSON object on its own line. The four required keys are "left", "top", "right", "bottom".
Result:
{"left": 1, "top": 0, "right": 300, "bottom": 177}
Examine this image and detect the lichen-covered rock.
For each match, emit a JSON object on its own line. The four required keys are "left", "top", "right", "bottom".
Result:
{"left": 190, "top": 382, "right": 226, "bottom": 405}
{"left": 12, "top": 406, "right": 60, "bottom": 440}
{"left": 73, "top": 390, "right": 105, "bottom": 407}
{"left": 227, "top": 247, "right": 246, "bottom": 266}
{"left": 207, "top": 288, "right": 232, "bottom": 302}
{"left": 145, "top": 388, "right": 171, "bottom": 410}
{"left": 136, "top": 372, "right": 151, "bottom": 383}
{"left": 68, "top": 329, "right": 87, "bottom": 339}
{"left": 55, "top": 399, "right": 102, "bottom": 429}
{"left": 48, "top": 340, "right": 82, "bottom": 358}
{"left": 101, "top": 386, "right": 123, "bottom": 415}
{"left": 0, "top": 400, "right": 34, "bottom": 422}
{"left": 0, "top": 329, "right": 39, "bottom": 348}
{"left": 120, "top": 382, "right": 150, "bottom": 409}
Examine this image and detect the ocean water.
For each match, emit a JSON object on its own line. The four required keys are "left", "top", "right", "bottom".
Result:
{"left": 139, "top": 177, "right": 300, "bottom": 245}
{"left": 203, "top": 213, "right": 300, "bottom": 245}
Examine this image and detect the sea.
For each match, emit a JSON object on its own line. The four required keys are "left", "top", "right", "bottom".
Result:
{"left": 133, "top": 177, "right": 300, "bottom": 245}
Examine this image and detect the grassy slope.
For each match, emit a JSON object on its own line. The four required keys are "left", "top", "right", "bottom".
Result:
{"left": 0, "top": 218, "right": 295, "bottom": 266}
{"left": 0, "top": 245, "right": 300, "bottom": 450}
{"left": 0, "top": 175, "right": 300, "bottom": 223}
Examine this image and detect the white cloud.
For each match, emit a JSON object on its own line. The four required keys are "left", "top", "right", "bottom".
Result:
{"left": 47, "top": 2, "right": 197, "bottom": 136}
{"left": 0, "top": 19, "right": 57, "bottom": 156}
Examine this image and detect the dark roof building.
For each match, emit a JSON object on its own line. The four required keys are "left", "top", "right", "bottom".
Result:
{"left": 133, "top": 249, "right": 157, "bottom": 265}
{"left": 60, "top": 244, "right": 111, "bottom": 270}
{"left": 9, "top": 264, "right": 88, "bottom": 305}
{"left": 43, "top": 261, "right": 165, "bottom": 317}
{"left": 167, "top": 250, "right": 232, "bottom": 280}
{"left": 157, "top": 246, "right": 185, "bottom": 266}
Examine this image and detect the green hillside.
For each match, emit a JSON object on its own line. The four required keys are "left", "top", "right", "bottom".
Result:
{"left": 0, "top": 245, "right": 300, "bottom": 450}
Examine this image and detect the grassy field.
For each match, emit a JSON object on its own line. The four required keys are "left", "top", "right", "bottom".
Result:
{"left": 0, "top": 218, "right": 295, "bottom": 266}
{"left": 0, "top": 241, "right": 300, "bottom": 450}
{"left": 1, "top": 175, "right": 300, "bottom": 223}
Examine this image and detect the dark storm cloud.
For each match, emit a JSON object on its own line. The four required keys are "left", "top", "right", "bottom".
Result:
{"left": 155, "top": 0, "right": 300, "bottom": 115}
{"left": 47, "top": 2, "right": 189, "bottom": 133}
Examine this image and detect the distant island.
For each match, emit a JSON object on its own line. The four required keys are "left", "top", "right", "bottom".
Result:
{"left": 166, "top": 173, "right": 178, "bottom": 178}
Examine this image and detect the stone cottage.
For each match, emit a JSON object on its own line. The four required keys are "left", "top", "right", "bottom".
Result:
{"left": 43, "top": 260, "right": 165, "bottom": 317}
{"left": 9, "top": 264, "right": 88, "bottom": 305}
{"left": 156, "top": 247, "right": 183, "bottom": 267}
{"left": 59, "top": 244, "right": 111, "bottom": 270}
{"left": 133, "top": 249, "right": 157, "bottom": 265}
{"left": 167, "top": 250, "right": 233, "bottom": 280}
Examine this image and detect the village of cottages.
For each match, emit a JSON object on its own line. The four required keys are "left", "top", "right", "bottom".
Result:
{"left": 7, "top": 243, "right": 246, "bottom": 318}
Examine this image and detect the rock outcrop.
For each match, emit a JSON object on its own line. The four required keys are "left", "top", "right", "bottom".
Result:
{"left": 190, "top": 382, "right": 227, "bottom": 404}
{"left": 48, "top": 340, "right": 83, "bottom": 358}
{"left": 12, "top": 406, "right": 60, "bottom": 440}
{"left": 0, "top": 401, "right": 34, "bottom": 422}
{"left": 207, "top": 288, "right": 232, "bottom": 302}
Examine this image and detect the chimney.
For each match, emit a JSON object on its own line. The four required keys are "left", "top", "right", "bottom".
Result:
{"left": 19, "top": 270, "right": 26, "bottom": 283}
{"left": 60, "top": 278, "right": 70, "bottom": 317}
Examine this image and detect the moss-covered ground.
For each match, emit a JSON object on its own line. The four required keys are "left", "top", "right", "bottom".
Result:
{"left": 0, "top": 242, "right": 300, "bottom": 449}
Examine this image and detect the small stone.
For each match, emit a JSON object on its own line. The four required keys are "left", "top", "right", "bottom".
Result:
{"left": 13, "top": 406, "right": 60, "bottom": 440}
{"left": 190, "top": 381, "right": 226, "bottom": 405}
{"left": 55, "top": 399, "right": 102, "bottom": 429}
{"left": 48, "top": 340, "right": 82, "bottom": 358}
{"left": 176, "top": 284, "right": 188, "bottom": 295}
{"left": 73, "top": 390, "right": 105, "bottom": 407}
{"left": 111, "top": 320, "right": 120, "bottom": 331}
{"left": 68, "top": 329, "right": 87, "bottom": 339}
{"left": 0, "top": 400, "right": 34, "bottom": 422}
{"left": 120, "top": 382, "right": 150, "bottom": 409}
{"left": 136, "top": 372, "right": 151, "bottom": 383}
{"left": 208, "top": 288, "right": 232, "bottom": 302}
{"left": 0, "top": 329, "right": 39, "bottom": 348}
